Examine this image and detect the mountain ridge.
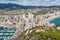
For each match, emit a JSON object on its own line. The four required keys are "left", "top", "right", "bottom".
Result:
{"left": 0, "top": 3, "right": 60, "bottom": 9}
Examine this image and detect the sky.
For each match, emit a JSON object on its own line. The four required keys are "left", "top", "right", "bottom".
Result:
{"left": 0, "top": 0, "right": 60, "bottom": 6}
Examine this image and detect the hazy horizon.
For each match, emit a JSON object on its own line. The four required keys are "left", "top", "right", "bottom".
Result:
{"left": 0, "top": 0, "right": 60, "bottom": 6}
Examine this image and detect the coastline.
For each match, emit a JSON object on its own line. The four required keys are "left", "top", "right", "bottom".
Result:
{"left": 46, "top": 15, "right": 60, "bottom": 25}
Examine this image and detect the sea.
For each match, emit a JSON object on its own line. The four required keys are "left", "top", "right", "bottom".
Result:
{"left": 49, "top": 17, "right": 60, "bottom": 25}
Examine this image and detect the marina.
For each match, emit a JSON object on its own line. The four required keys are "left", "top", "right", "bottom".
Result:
{"left": 0, "top": 26, "right": 16, "bottom": 40}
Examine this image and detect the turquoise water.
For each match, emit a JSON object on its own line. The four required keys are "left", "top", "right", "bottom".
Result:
{"left": 49, "top": 17, "right": 60, "bottom": 24}
{"left": 0, "top": 38, "right": 4, "bottom": 40}
{"left": 0, "top": 26, "right": 16, "bottom": 40}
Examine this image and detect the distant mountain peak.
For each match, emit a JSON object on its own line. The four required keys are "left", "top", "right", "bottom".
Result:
{"left": 0, "top": 3, "right": 60, "bottom": 9}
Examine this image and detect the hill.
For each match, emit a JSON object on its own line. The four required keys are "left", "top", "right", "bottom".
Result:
{"left": 12, "top": 25, "right": 60, "bottom": 40}
{"left": 0, "top": 3, "right": 60, "bottom": 9}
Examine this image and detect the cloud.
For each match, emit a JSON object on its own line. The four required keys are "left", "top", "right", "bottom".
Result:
{"left": 0, "top": 0, "right": 60, "bottom": 6}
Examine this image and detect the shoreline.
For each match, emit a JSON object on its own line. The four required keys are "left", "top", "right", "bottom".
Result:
{"left": 45, "top": 15, "right": 60, "bottom": 25}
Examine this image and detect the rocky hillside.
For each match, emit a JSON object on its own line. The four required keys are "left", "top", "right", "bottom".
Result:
{"left": 12, "top": 25, "right": 60, "bottom": 40}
